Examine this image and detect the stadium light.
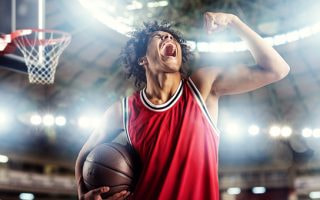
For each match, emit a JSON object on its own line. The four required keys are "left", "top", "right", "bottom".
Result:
{"left": 252, "top": 186, "right": 266, "bottom": 194}
{"left": 313, "top": 129, "right": 320, "bottom": 138}
{"left": 302, "top": 128, "right": 313, "bottom": 138}
{"left": 227, "top": 187, "right": 241, "bottom": 195}
{"left": 80, "top": 0, "right": 320, "bottom": 52}
{"left": 126, "top": 0, "right": 143, "bottom": 10}
{"left": 281, "top": 126, "right": 292, "bottom": 138}
{"left": 269, "top": 125, "right": 281, "bottom": 138}
{"left": 310, "top": 191, "right": 320, "bottom": 199}
{"left": 19, "top": 193, "right": 35, "bottom": 200}
{"left": 55, "top": 116, "right": 66, "bottom": 126}
{"left": 147, "top": 1, "right": 168, "bottom": 8}
{"left": 79, "top": 0, "right": 133, "bottom": 36}
{"left": 0, "top": 154, "right": 9, "bottom": 163}
{"left": 30, "top": 114, "right": 42, "bottom": 125}
{"left": 248, "top": 125, "right": 260, "bottom": 136}
{"left": 43, "top": 114, "right": 55, "bottom": 126}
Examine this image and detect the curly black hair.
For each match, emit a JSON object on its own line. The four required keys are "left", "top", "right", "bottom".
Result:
{"left": 120, "top": 21, "right": 193, "bottom": 88}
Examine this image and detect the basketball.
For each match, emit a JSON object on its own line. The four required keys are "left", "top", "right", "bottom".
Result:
{"left": 82, "top": 143, "right": 139, "bottom": 198}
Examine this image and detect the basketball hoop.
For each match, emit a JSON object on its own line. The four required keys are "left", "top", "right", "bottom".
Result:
{"left": 11, "top": 29, "right": 71, "bottom": 84}
{"left": 0, "top": 34, "right": 15, "bottom": 55}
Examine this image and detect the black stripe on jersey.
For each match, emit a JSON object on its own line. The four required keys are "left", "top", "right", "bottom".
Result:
{"left": 141, "top": 81, "right": 183, "bottom": 110}
{"left": 187, "top": 78, "right": 216, "bottom": 129}
{"left": 122, "top": 97, "right": 132, "bottom": 145}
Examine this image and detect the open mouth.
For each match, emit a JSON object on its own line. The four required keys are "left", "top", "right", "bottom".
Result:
{"left": 161, "top": 43, "right": 176, "bottom": 57}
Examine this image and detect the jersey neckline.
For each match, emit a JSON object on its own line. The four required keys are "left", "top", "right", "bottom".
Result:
{"left": 140, "top": 80, "right": 183, "bottom": 112}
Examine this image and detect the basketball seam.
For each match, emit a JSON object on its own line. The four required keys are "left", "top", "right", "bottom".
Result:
{"left": 85, "top": 160, "right": 133, "bottom": 179}
{"left": 108, "top": 144, "right": 134, "bottom": 171}
{"left": 83, "top": 179, "right": 130, "bottom": 188}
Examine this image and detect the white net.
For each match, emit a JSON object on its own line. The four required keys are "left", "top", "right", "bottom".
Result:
{"left": 13, "top": 29, "right": 71, "bottom": 84}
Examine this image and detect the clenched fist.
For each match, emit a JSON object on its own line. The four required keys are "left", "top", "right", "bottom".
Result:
{"left": 204, "top": 12, "right": 237, "bottom": 34}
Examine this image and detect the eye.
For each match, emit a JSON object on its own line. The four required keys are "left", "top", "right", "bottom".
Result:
{"left": 153, "top": 34, "right": 161, "bottom": 39}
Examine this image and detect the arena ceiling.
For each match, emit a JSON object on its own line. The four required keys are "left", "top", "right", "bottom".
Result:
{"left": 0, "top": 0, "right": 320, "bottom": 172}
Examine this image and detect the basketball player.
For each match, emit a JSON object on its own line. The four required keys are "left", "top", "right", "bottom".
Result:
{"left": 75, "top": 12, "right": 290, "bottom": 200}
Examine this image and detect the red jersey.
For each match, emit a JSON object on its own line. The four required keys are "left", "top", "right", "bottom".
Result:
{"left": 122, "top": 78, "right": 220, "bottom": 200}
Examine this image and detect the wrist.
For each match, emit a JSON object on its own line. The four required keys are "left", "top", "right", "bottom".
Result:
{"left": 229, "top": 15, "right": 241, "bottom": 29}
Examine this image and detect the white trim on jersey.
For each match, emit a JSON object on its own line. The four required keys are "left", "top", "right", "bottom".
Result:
{"left": 122, "top": 97, "right": 132, "bottom": 145}
{"left": 187, "top": 77, "right": 221, "bottom": 136}
{"left": 140, "top": 80, "right": 183, "bottom": 112}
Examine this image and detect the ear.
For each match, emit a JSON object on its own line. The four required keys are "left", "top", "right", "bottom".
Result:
{"left": 138, "top": 57, "right": 148, "bottom": 66}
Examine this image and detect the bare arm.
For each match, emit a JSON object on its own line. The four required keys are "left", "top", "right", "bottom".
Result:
{"left": 192, "top": 12, "right": 290, "bottom": 99}
{"left": 75, "top": 101, "right": 123, "bottom": 198}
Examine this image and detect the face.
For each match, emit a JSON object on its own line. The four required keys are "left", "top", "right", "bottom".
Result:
{"left": 144, "top": 31, "right": 182, "bottom": 73}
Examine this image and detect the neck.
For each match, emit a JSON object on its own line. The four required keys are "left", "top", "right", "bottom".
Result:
{"left": 145, "top": 70, "right": 182, "bottom": 105}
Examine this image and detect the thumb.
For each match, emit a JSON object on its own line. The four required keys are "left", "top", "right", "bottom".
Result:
{"left": 91, "top": 186, "right": 110, "bottom": 195}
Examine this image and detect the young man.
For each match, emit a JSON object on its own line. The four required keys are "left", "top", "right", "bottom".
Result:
{"left": 75, "top": 12, "right": 290, "bottom": 200}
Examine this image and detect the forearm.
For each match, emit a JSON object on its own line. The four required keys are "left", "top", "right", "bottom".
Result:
{"left": 230, "top": 16, "right": 290, "bottom": 78}
{"left": 75, "top": 150, "right": 90, "bottom": 196}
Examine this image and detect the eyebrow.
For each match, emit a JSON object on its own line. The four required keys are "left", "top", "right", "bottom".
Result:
{"left": 151, "top": 33, "right": 162, "bottom": 37}
{"left": 151, "top": 33, "right": 176, "bottom": 40}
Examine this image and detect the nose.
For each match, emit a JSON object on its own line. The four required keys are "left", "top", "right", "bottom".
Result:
{"left": 163, "top": 34, "right": 173, "bottom": 40}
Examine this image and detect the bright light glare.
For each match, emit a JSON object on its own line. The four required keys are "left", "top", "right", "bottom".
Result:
{"left": 197, "top": 42, "right": 209, "bottom": 52}
{"left": 78, "top": 116, "right": 101, "bottom": 129}
{"left": 43, "top": 114, "right": 55, "bottom": 126}
{"left": 226, "top": 123, "right": 240, "bottom": 135}
{"left": 252, "top": 186, "right": 266, "bottom": 194}
{"left": 187, "top": 41, "right": 196, "bottom": 51}
{"left": 126, "top": 0, "right": 143, "bottom": 10}
{"left": 310, "top": 191, "right": 320, "bottom": 199}
{"left": 79, "top": 0, "right": 132, "bottom": 35}
{"left": 19, "top": 193, "right": 35, "bottom": 200}
{"left": 78, "top": 116, "right": 90, "bottom": 129}
{"left": 227, "top": 187, "right": 241, "bottom": 195}
{"left": 30, "top": 114, "right": 42, "bottom": 125}
{"left": 286, "top": 31, "right": 299, "bottom": 42}
{"left": 269, "top": 126, "right": 281, "bottom": 138}
{"left": 0, "top": 154, "right": 9, "bottom": 163}
{"left": 79, "top": 0, "right": 320, "bottom": 53}
{"left": 281, "top": 126, "right": 292, "bottom": 138}
{"left": 302, "top": 128, "right": 313, "bottom": 138}
{"left": 248, "top": 125, "right": 260, "bottom": 136}
{"left": 0, "top": 112, "right": 7, "bottom": 125}
{"left": 55, "top": 116, "right": 66, "bottom": 126}
{"left": 92, "top": 117, "right": 102, "bottom": 128}
{"left": 313, "top": 129, "right": 320, "bottom": 138}
{"left": 147, "top": 1, "right": 168, "bottom": 8}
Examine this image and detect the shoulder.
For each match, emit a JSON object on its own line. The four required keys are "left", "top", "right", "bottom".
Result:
{"left": 99, "top": 100, "right": 123, "bottom": 132}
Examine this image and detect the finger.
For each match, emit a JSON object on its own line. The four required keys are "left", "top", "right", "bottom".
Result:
{"left": 111, "top": 191, "right": 128, "bottom": 200}
{"left": 205, "top": 14, "right": 213, "bottom": 34}
{"left": 92, "top": 186, "right": 110, "bottom": 195}
{"left": 114, "top": 192, "right": 128, "bottom": 200}
{"left": 203, "top": 14, "right": 208, "bottom": 31}
{"left": 123, "top": 191, "right": 131, "bottom": 199}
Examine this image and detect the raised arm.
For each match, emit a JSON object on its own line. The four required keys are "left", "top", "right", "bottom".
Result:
{"left": 75, "top": 101, "right": 128, "bottom": 200}
{"left": 191, "top": 12, "right": 290, "bottom": 99}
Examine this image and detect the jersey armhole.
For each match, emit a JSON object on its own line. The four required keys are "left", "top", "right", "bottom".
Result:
{"left": 122, "top": 97, "right": 133, "bottom": 145}
{"left": 187, "top": 77, "right": 221, "bottom": 135}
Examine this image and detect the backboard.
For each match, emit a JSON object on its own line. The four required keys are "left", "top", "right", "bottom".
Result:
{"left": 0, "top": 0, "right": 39, "bottom": 74}
{"left": 0, "top": 0, "right": 71, "bottom": 84}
